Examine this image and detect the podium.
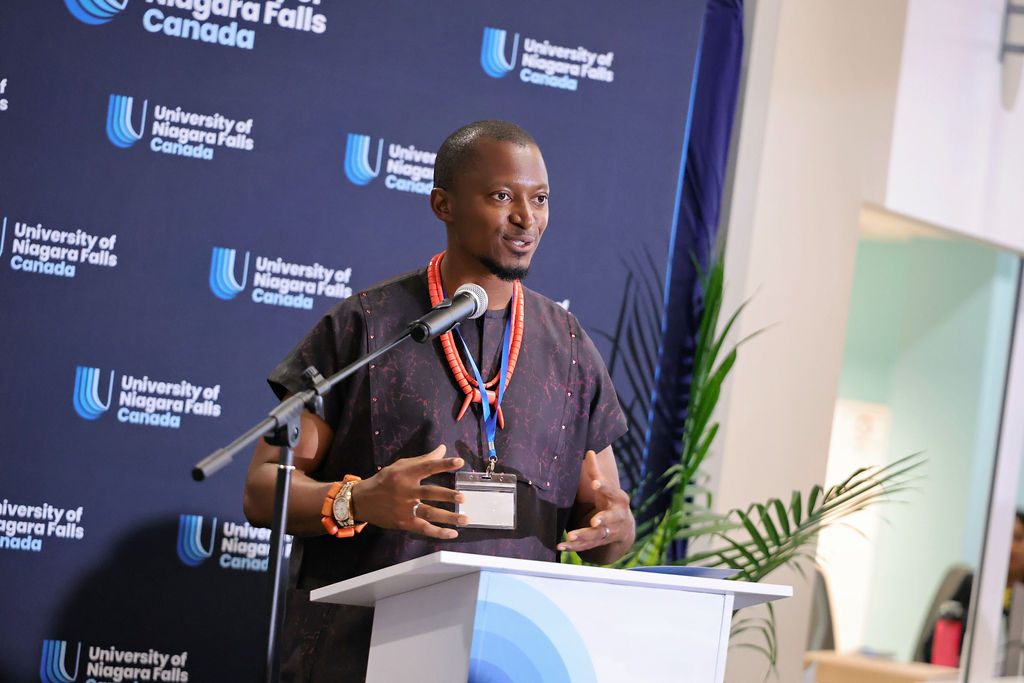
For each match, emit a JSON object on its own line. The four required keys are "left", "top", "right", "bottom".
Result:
{"left": 311, "top": 551, "right": 792, "bottom": 682}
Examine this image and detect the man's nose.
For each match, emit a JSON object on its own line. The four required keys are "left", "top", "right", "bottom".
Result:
{"left": 510, "top": 198, "right": 534, "bottom": 228}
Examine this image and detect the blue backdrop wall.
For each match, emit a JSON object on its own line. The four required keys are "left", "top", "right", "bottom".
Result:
{"left": 0, "top": 2, "right": 709, "bottom": 679}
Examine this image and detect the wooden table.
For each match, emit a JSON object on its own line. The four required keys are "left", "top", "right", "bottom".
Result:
{"left": 804, "top": 651, "right": 959, "bottom": 683}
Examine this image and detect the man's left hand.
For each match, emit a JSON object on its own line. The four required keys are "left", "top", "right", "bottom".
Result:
{"left": 558, "top": 449, "right": 634, "bottom": 557}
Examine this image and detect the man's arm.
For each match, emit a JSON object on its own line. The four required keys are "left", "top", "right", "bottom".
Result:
{"left": 242, "top": 406, "right": 469, "bottom": 538}
{"left": 558, "top": 447, "right": 635, "bottom": 564}
{"left": 243, "top": 408, "right": 339, "bottom": 536}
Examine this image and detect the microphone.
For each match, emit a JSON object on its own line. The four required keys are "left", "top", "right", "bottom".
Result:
{"left": 408, "top": 283, "right": 488, "bottom": 342}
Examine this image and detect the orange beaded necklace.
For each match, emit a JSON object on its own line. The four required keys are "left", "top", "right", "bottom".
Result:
{"left": 427, "top": 251, "right": 524, "bottom": 426}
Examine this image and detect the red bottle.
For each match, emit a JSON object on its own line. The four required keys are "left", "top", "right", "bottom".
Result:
{"left": 931, "top": 600, "right": 964, "bottom": 667}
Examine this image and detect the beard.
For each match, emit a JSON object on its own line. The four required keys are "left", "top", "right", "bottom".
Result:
{"left": 479, "top": 255, "right": 530, "bottom": 282}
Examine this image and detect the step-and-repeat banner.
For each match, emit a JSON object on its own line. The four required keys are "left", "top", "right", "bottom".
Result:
{"left": 0, "top": 2, "right": 706, "bottom": 679}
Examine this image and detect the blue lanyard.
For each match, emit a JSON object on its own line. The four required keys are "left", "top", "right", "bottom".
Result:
{"left": 453, "top": 311, "right": 512, "bottom": 474}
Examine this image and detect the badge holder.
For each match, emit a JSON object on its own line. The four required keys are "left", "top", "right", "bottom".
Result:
{"left": 455, "top": 470, "right": 516, "bottom": 530}
{"left": 452, "top": 311, "right": 517, "bottom": 529}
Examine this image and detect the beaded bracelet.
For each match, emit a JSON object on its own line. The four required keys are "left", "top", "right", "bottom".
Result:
{"left": 320, "top": 474, "right": 367, "bottom": 538}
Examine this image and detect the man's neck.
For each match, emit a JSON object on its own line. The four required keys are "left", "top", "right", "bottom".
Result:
{"left": 439, "top": 254, "right": 514, "bottom": 310}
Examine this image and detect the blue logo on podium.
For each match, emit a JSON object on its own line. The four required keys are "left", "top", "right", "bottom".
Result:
{"left": 208, "top": 247, "right": 249, "bottom": 300}
{"left": 344, "top": 134, "right": 384, "bottom": 186}
{"left": 73, "top": 366, "right": 114, "bottom": 420}
{"left": 106, "top": 94, "right": 147, "bottom": 148}
{"left": 64, "top": 0, "right": 127, "bottom": 25}
{"left": 177, "top": 514, "right": 217, "bottom": 567}
{"left": 470, "top": 573, "right": 596, "bottom": 683}
{"left": 480, "top": 27, "right": 519, "bottom": 79}
{"left": 40, "top": 640, "right": 81, "bottom": 683}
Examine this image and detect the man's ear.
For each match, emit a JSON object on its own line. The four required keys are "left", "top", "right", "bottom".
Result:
{"left": 430, "top": 187, "right": 453, "bottom": 223}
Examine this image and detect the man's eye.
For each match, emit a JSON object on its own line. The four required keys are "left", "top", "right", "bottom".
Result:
{"left": 494, "top": 192, "right": 510, "bottom": 201}
{"left": 535, "top": 195, "right": 548, "bottom": 205}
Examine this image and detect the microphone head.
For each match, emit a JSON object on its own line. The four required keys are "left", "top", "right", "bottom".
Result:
{"left": 454, "top": 283, "right": 488, "bottom": 319}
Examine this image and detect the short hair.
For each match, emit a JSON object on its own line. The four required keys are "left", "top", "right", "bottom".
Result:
{"left": 433, "top": 120, "right": 538, "bottom": 191}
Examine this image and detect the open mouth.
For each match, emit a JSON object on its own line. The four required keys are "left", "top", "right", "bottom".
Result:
{"left": 503, "top": 235, "right": 535, "bottom": 252}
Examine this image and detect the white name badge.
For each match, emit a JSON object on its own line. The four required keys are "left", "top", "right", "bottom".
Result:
{"left": 455, "top": 471, "right": 517, "bottom": 530}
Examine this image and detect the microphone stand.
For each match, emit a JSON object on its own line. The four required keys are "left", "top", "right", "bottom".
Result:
{"left": 191, "top": 326, "right": 415, "bottom": 683}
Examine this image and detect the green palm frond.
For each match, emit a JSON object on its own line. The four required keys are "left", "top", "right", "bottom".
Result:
{"left": 593, "top": 248, "right": 671, "bottom": 488}
{"left": 730, "top": 602, "right": 778, "bottom": 678}
{"left": 682, "top": 453, "right": 922, "bottom": 582}
{"left": 615, "top": 254, "right": 749, "bottom": 568}
{"left": 616, "top": 252, "right": 923, "bottom": 578}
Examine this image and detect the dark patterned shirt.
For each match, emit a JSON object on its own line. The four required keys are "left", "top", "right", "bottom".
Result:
{"left": 268, "top": 267, "right": 627, "bottom": 681}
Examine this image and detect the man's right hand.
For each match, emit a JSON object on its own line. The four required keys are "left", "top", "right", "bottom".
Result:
{"left": 351, "top": 444, "right": 469, "bottom": 539}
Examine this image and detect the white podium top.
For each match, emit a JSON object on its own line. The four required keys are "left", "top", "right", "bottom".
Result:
{"left": 310, "top": 551, "right": 791, "bottom": 610}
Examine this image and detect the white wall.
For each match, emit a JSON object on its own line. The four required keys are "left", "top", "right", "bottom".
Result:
{"left": 886, "top": 0, "right": 1024, "bottom": 254}
{"left": 713, "top": 0, "right": 909, "bottom": 680}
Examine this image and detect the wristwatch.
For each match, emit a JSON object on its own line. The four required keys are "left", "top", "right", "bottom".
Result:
{"left": 321, "top": 475, "right": 367, "bottom": 538}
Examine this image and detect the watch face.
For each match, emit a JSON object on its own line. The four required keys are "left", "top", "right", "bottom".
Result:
{"left": 333, "top": 491, "right": 352, "bottom": 527}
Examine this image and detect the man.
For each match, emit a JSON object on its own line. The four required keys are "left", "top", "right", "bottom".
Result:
{"left": 243, "top": 120, "right": 634, "bottom": 681}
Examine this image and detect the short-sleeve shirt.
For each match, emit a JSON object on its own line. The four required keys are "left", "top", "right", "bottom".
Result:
{"left": 268, "top": 267, "right": 627, "bottom": 680}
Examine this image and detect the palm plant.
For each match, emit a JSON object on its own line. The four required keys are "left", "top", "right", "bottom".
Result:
{"left": 617, "top": 250, "right": 751, "bottom": 568}
{"left": 607, "top": 249, "right": 921, "bottom": 568}
{"left": 571, "top": 250, "right": 922, "bottom": 671}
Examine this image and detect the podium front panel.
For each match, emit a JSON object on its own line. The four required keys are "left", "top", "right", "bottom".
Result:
{"left": 367, "top": 572, "right": 481, "bottom": 683}
{"left": 469, "top": 571, "right": 732, "bottom": 682}
{"left": 364, "top": 567, "right": 733, "bottom": 682}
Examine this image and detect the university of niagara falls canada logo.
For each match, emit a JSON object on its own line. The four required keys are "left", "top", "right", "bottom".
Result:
{"left": 64, "top": 0, "right": 127, "bottom": 25}
{"left": 209, "top": 245, "right": 354, "bottom": 311}
{"left": 209, "top": 246, "right": 249, "bottom": 300}
{"left": 479, "top": 26, "right": 616, "bottom": 92}
{"left": 104, "top": 93, "right": 255, "bottom": 160}
{"left": 71, "top": 366, "right": 225, "bottom": 428}
{"left": 344, "top": 133, "right": 383, "bottom": 186}
{"left": 40, "top": 639, "right": 81, "bottom": 683}
{"left": 343, "top": 133, "right": 435, "bottom": 195}
{"left": 481, "top": 27, "right": 519, "bottom": 78}
{"left": 63, "top": 0, "right": 326, "bottom": 51}
{"left": 41, "top": 638, "right": 191, "bottom": 681}
{"left": 72, "top": 366, "right": 114, "bottom": 420}
{"left": 106, "top": 94, "right": 147, "bottom": 148}
{"left": 177, "top": 514, "right": 216, "bottom": 566}
{"left": 177, "top": 514, "right": 274, "bottom": 570}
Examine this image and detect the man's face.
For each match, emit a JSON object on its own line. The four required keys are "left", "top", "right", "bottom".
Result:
{"left": 436, "top": 139, "right": 549, "bottom": 281}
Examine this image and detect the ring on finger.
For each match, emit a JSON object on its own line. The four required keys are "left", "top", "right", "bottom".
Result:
{"left": 602, "top": 526, "right": 610, "bottom": 540}
{"left": 412, "top": 503, "right": 421, "bottom": 518}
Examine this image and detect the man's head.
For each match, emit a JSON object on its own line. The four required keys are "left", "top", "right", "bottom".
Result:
{"left": 430, "top": 120, "right": 548, "bottom": 283}
{"left": 433, "top": 120, "right": 538, "bottom": 192}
